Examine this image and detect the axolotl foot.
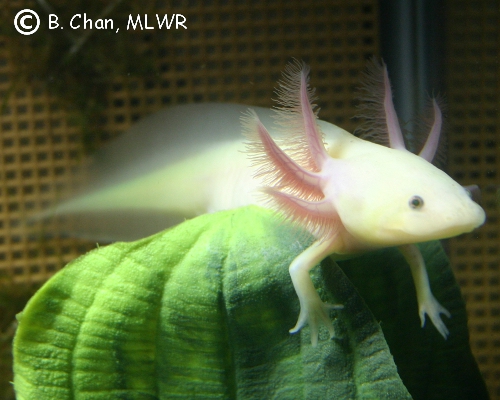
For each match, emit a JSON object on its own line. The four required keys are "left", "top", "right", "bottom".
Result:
{"left": 289, "top": 299, "right": 344, "bottom": 346}
{"left": 419, "top": 294, "right": 451, "bottom": 339}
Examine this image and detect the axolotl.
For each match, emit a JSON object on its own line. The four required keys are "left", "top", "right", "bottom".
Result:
{"left": 42, "top": 60, "right": 485, "bottom": 346}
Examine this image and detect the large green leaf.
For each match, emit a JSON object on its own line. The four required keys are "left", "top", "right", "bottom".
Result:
{"left": 13, "top": 206, "right": 486, "bottom": 399}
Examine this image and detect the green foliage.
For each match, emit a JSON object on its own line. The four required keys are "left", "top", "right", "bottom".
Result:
{"left": 13, "top": 206, "right": 487, "bottom": 399}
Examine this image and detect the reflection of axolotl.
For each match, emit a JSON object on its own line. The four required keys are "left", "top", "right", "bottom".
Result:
{"left": 44, "top": 60, "right": 485, "bottom": 346}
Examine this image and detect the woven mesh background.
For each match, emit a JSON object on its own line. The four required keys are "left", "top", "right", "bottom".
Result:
{"left": 0, "top": 0, "right": 497, "bottom": 398}
{"left": 445, "top": 0, "right": 500, "bottom": 397}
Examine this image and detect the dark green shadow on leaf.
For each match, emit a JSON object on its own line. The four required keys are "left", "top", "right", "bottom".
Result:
{"left": 338, "top": 242, "right": 489, "bottom": 400}
{"left": 13, "top": 206, "right": 486, "bottom": 399}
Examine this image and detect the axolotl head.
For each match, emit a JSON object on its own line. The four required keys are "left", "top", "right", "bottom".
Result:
{"left": 329, "top": 60, "right": 485, "bottom": 247}
{"left": 334, "top": 145, "right": 486, "bottom": 246}
{"left": 245, "top": 59, "right": 485, "bottom": 249}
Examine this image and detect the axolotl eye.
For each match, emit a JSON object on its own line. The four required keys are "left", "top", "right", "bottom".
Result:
{"left": 409, "top": 195, "right": 424, "bottom": 209}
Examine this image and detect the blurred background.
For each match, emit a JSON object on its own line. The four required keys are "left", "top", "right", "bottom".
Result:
{"left": 0, "top": 0, "right": 498, "bottom": 398}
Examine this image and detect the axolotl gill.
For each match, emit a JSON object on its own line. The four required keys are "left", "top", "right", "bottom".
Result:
{"left": 43, "top": 60, "right": 485, "bottom": 346}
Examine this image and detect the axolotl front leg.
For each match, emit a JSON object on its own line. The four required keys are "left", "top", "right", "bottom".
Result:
{"left": 399, "top": 244, "right": 451, "bottom": 338}
{"left": 288, "top": 238, "right": 344, "bottom": 346}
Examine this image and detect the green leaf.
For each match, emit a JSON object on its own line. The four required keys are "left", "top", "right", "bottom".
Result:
{"left": 13, "top": 206, "right": 485, "bottom": 399}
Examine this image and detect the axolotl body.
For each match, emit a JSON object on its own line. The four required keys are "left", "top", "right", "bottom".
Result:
{"left": 43, "top": 60, "right": 485, "bottom": 346}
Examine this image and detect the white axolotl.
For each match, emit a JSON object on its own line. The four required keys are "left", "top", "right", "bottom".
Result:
{"left": 41, "top": 60, "right": 485, "bottom": 346}
{"left": 240, "top": 60, "right": 485, "bottom": 345}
